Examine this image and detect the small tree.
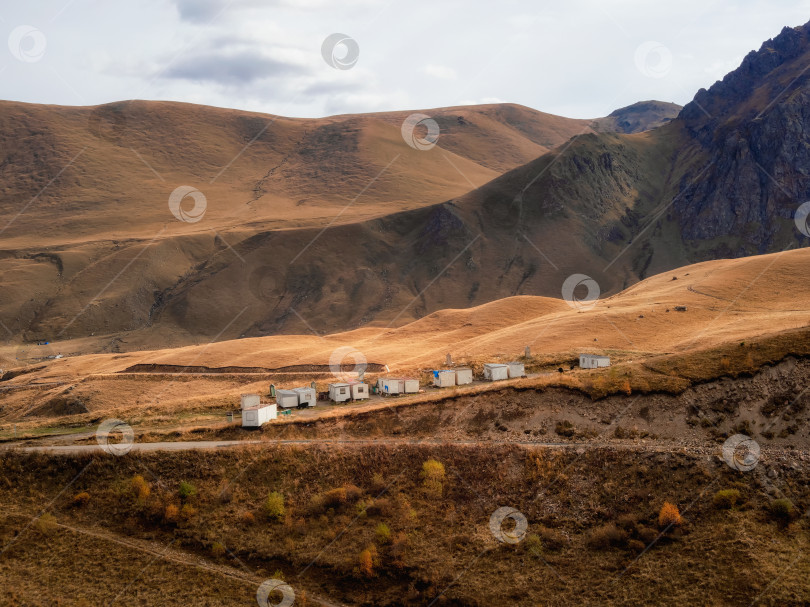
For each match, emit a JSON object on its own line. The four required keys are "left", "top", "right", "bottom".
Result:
{"left": 130, "top": 475, "right": 151, "bottom": 502}
{"left": 178, "top": 481, "right": 197, "bottom": 501}
{"left": 264, "top": 491, "right": 286, "bottom": 521}
{"left": 358, "top": 546, "right": 376, "bottom": 577}
{"left": 421, "top": 458, "right": 446, "bottom": 497}
{"left": 164, "top": 504, "right": 180, "bottom": 524}
{"left": 658, "top": 502, "right": 682, "bottom": 528}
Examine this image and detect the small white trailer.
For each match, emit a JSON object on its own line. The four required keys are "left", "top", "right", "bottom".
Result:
{"left": 380, "top": 377, "right": 402, "bottom": 395}
{"left": 579, "top": 354, "right": 611, "bottom": 369}
{"left": 275, "top": 389, "right": 300, "bottom": 408}
{"left": 483, "top": 363, "right": 509, "bottom": 381}
{"left": 433, "top": 370, "right": 456, "bottom": 388}
{"left": 455, "top": 368, "right": 473, "bottom": 385}
{"left": 293, "top": 386, "right": 317, "bottom": 407}
{"left": 507, "top": 362, "right": 526, "bottom": 378}
{"left": 242, "top": 404, "right": 277, "bottom": 427}
{"left": 329, "top": 382, "right": 352, "bottom": 402}
{"left": 350, "top": 382, "right": 369, "bottom": 400}
{"left": 403, "top": 378, "right": 420, "bottom": 393}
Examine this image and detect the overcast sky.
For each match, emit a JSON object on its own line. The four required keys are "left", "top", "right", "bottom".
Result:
{"left": 2, "top": 0, "right": 810, "bottom": 119}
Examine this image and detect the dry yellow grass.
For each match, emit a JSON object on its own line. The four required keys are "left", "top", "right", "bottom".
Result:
{"left": 1, "top": 246, "right": 810, "bottom": 431}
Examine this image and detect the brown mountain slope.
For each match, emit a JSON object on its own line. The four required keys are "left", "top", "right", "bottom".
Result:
{"left": 0, "top": 98, "right": 666, "bottom": 346}
{"left": 5, "top": 20, "right": 810, "bottom": 350}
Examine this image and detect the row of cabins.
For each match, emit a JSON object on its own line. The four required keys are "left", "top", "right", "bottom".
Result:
{"left": 242, "top": 356, "right": 608, "bottom": 427}
{"left": 328, "top": 381, "right": 369, "bottom": 402}
{"left": 378, "top": 377, "right": 421, "bottom": 395}
{"left": 483, "top": 362, "right": 526, "bottom": 381}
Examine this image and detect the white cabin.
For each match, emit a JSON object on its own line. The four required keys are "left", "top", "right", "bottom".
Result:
{"left": 403, "top": 378, "right": 420, "bottom": 393}
{"left": 432, "top": 370, "right": 456, "bottom": 388}
{"left": 483, "top": 363, "right": 509, "bottom": 381}
{"left": 275, "top": 389, "right": 300, "bottom": 408}
{"left": 242, "top": 404, "right": 277, "bottom": 427}
{"left": 507, "top": 362, "right": 526, "bottom": 378}
{"left": 379, "top": 377, "right": 402, "bottom": 395}
{"left": 329, "top": 382, "right": 352, "bottom": 402}
{"left": 455, "top": 368, "right": 473, "bottom": 385}
{"left": 579, "top": 354, "right": 611, "bottom": 369}
{"left": 350, "top": 382, "right": 369, "bottom": 400}
{"left": 293, "top": 386, "right": 317, "bottom": 407}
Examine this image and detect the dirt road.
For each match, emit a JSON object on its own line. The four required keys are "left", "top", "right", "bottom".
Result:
{"left": 3, "top": 437, "right": 729, "bottom": 456}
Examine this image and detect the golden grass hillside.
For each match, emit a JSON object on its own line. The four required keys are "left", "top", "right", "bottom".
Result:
{"left": 6, "top": 244, "right": 807, "bottom": 373}
{"left": 1, "top": 247, "right": 809, "bottom": 433}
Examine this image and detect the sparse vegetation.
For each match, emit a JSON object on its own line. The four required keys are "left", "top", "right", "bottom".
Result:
{"left": 35, "top": 513, "right": 58, "bottom": 536}
{"left": 555, "top": 420, "right": 575, "bottom": 437}
{"left": 358, "top": 545, "right": 376, "bottom": 577}
{"left": 178, "top": 481, "right": 197, "bottom": 501}
{"left": 264, "top": 491, "right": 286, "bottom": 520}
{"left": 164, "top": 503, "right": 180, "bottom": 524}
{"left": 658, "top": 502, "right": 682, "bottom": 528}
{"left": 767, "top": 499, "right": 795, "bottom": 526}
{"left": 375, "top": 522, "right": 391, "bottom": 545}
{"left": 1, "top": 428, "right": 809, "bottom": 605}
{"left": 421, "top": 458, "right": 446, "bottom": 497}
{"left": 130, "top": 474, "right": 150, "bottom": 502}
{"left": 71, "top": 491, "right": 91, "bottom": 507}
{"left": 211, "top": 541, "right": 226, "bottom": 557}
{"left": 712, "top": 489, "right": 742, "bottom": 510}
{"left": 587, "top": 523, "right": 627, "bottom": 550}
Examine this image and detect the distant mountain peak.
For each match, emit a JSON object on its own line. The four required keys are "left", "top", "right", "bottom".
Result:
{"left": 680, "top": 20, "right": 810, "bottom": 136}
{"left": 592, "top": 100, "right": 681, "bottom": 134}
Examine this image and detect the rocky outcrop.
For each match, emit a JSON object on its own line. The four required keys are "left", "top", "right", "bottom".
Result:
{"left": 674, "top": 22, "right": 810, "bottom": 251}
{"left": 592, "top": 100, "right": 681, "bottom": 134}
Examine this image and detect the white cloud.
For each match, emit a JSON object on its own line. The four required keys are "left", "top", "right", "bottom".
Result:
{"left": 2, "top": 0, "right": 810, "bottom": 118}
{"left": 423, "top": 64, "right": 457, "bottom": 80}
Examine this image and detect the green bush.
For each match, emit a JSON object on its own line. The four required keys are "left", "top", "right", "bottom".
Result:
{"left": 712, "top": 489, "right": 742, "bottom": 510}
{"left": 375, "top": 522, "right": 391, "bottom": 545}
{"left": 264, "top": 491, "right": 286, "bottom": 520}
{"left": 178, "top": 481, "right": 197, "bottom": 501}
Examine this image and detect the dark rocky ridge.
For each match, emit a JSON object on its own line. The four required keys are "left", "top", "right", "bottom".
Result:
{"left": 674, "top": 21, "right": 810, "bottom": 250}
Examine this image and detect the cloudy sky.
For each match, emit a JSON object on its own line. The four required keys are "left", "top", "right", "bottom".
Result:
{"left": 3, "top": 0, "right": 810, "bottom": 119}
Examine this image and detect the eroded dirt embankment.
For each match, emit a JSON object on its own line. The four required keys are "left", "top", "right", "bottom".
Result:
{"left": 238, "top": 357, "right": 810, "bottom": 448}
